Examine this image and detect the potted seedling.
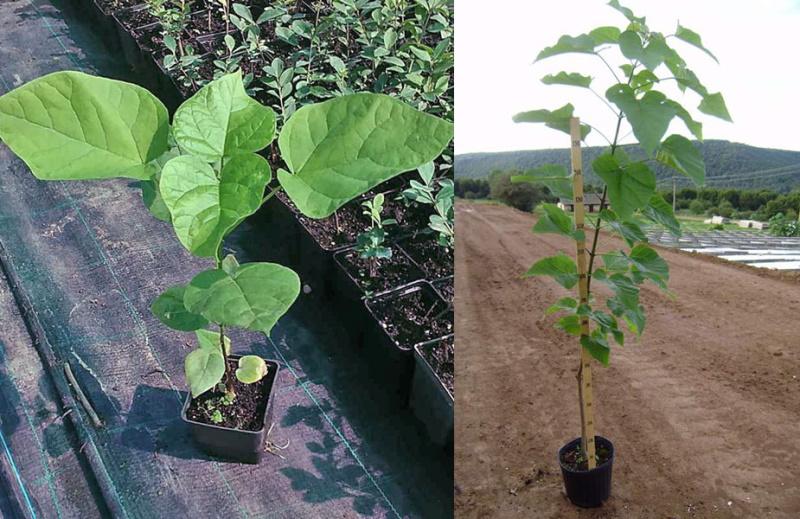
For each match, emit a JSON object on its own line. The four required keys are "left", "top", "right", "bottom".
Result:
{"left": 512, "top": 0, "right": 730, "bottom": 507}
{"left": 356, "top": 193, "right": 397, "bottom": 278}
{"left": 0, "top": 70, "right": 452, "bottom": 462}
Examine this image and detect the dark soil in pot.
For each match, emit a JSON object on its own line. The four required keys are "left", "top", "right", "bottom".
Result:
{"left": 369, "top": 284, "right": 453, "bottom": 347}
{"left": 560, "top": 440, "right": 613, "bottom": 471}
{"left": 185, "top": 358, "right": 268, "bottom": 431}
{"left": 419, "top": 335, "right": 454, "bottom": 394}
{"left": 338, "top": 246, "right": 423, "bottom": 294}
{"left": 134, "top": 25, "right": 164, "bottom": 54}
{"left": 402, "top": 233, "right": 454, "bottom": 279}
{"left": 184, "top": 10, "right": 230, "bottom": 37}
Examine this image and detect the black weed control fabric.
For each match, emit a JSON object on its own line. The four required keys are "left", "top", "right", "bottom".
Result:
{"left": 0, "top": 1, "right": 452, "bottom": 517}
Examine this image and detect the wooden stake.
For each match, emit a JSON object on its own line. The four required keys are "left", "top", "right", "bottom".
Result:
{"left": 569, "top": 117, "right": 596, "bottom": 469}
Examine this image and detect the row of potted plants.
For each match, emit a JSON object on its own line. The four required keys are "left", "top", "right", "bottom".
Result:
{"left": 37, "top": 0, "right": 454, "bottom": 450}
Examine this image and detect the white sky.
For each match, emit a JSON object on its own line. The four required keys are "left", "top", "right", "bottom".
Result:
{"left": 455, "top": 0, "right": 800, "bottom": 153}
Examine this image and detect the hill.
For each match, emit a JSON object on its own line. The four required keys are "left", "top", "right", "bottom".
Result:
{"left": 454, "top": 140, "right": 800, "bottom": 192}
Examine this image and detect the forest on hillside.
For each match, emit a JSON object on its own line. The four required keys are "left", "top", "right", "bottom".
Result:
{"left": 455, "top": 140, "right": 800, "bottom": 192}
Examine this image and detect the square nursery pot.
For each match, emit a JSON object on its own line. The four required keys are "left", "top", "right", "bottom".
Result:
{"left": 333, "top": 243, "right": 425, "bottom": 347}
{"left": 559, "top": 436, "right": 614, "bottom": 508}
{"left": 411, "top": 335, "right": 454, "bottom": 446}
{"left": 363, "top": 281, "right": 453, "bottom": 401}
{"left": 181, "top": 356, "right": 280, "bottom": 464}
{"left": 431, "top": 275, "right": 453, "bottom": 305}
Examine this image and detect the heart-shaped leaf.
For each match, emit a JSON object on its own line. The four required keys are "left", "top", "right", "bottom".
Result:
{"left": 698, "top": 92, "right": 732, "bottom": 122}
{"left": 541, "top": 72, "right": 592, "bottom": 88}
{"left": 235, "top": 355, "right": 268, "bottom": 384}
{"left": 195, "top": 329, "right": 231, "bottom": 356}
{"left": 511, "top": 164, "right": 573, "bottom": 199}
{"left": 512, "top": 104, "right": 591, "bottom": 139}
{"left": 184, "top": 262, "right": 300, "bottom": 334}
{"left": 185, "top": 347, "right": 225, "bottom": 398}
{"left": 172, "top": 71, "right": 276, "bottom": 161}
{"left": 657, "top": 134, "right": 705, "bottom": 185}
{"left": 524, "top": 253, "right": 579, "bottom": 289}
{"left": 535, "top": 33, "right": 597, "bottom": 62}
{"left": 533, "top": 204, "right": 583, "bottom": 241}
{"left": 151, "top": 285, "right": 208, "bottom": 331}
{"left": 0, "top": 71, "right": 169, "bottom": 180}
{"left": 675, "top": 24, "right": 718, "bottom": 63}
{"left": 605, "top": 85, "right": 676, "bottom": 155}
{"left": 160, "top": 153, "right": 270, "bottom": 257}
{"left": 642, "top": 194, "right": 681, "bottom": 237}
{"left": 277, "top": 93, "right": 453, "bottom": 218}
{"left": 593, "top": 153, "right": 656, "bottom": 219}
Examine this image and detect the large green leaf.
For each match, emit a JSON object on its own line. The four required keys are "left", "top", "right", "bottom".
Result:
{"left": 628, "top": 244, "right": 669, "bottom": 285}
{"left": 533, "top": 203, "right": 582, "bottom": 240}
{"left": 524, "top": 253, "right": 579, "bottom": 289}
{"left": 607, "top": 0, "right": 645, "bottom": 24}
{"left": 605, "top": 85, "right": 676, "bottom": 154}
{"left": 0, "top": 71, "right": 169, "bottom": 180}
{"left": 512, "top": 103, "right": 590, "bottom": 139}
{"left": 592, "top": 153, "right": 655, "bottom": 219}
{"left": 698, "top": 92, "right": 732, "bottom": 122}
{"left": 657, "top": 134, "right": 705, "bottom": 185}
{"left": 160, "top": 156, "right": 220, "bottom": 254}
{"left": 589, "top": 26, "right": 621, "bottom": 45}
{"left": 196, "top": 328, "right": 231, "bottom": 356}
{"left": 184, "top": 262, "right": 300, "bottom": 334}
{"left": 160, "top": 153, "right": 270, "bottom": 257}
{"left": 185, "top": 347, "right": 225, "bottom": 397}
{"left": 666, "top": 100, "right": 703, "bottom": 140}
{"left": 151, "top": 285, "right": 209, "bottom": 331}
{"left": 141, "top": 147, "right": 180, "bottom": 222}
{"left": 172, "top": 71, "right": 276, "bottom": 162}
{"left": 277, "top": 93, "right": 452, "bottom": 219}
{"left": 636, "top": 33, "right": 671, "bottom": 71}
{"left": 642, "top": 194, "right": 681, "bottom": 237}
{"left": 541, "top": 72, "right": 592, "bottom": 88}
{"left": 511, "top": 164, "right": 573, "bottom": 199}
{"left": 581, "top": 333, "right": 610, "bottom": 365}
{"left": 535, "top": 34, "right": 597, "bottom": 62}
{"left": 675, "top": 24, "right": 718, "bottom": 63}
{"left": 599, "top": 209, "right": 646, "bottom": 246}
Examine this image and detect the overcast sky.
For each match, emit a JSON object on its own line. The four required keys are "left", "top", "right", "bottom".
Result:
{"left": 455, "top": 0, "right": 800, "bottom": 154}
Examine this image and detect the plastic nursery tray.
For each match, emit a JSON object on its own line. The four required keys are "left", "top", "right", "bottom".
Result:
{"left": 362, "top": 281, "right": 453, "bottom": 401}
{"left": 181, "top": 356, "right": 280, "bottom": 464}
{"left": 411, "top": 335, "right": 454, "bottom": 446}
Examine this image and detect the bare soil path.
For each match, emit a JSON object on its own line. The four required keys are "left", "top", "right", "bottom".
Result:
{"left": 455, "top": 201, "right": 800, "bottom": 519}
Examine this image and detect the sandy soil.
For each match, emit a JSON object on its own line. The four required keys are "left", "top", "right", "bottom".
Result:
{"left": 454, "top": 201, "right": 800, "bottom": 519}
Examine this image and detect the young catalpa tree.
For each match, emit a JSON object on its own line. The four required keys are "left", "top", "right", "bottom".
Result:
{"left": 513, "top": 0, "right": 730, "bottom": 489}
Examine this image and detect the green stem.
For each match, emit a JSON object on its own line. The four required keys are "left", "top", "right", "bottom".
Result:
{"left": 215, "top": 256, "right": 234, "bottom": 396}
{"left": 585, "top": 63, "right": 639, "bottom": 294}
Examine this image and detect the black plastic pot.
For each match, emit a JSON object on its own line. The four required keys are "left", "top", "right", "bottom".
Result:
{"left": 362, "top": 281, "right": 452, "bottom": 401}
{"left": 181, "top": 356, "right": 280, "bottom": 464}
{"left": 558, "top": 436, "right": 614, "bottom": 508}
{"left": 411, "top": 335, "right": 453, "bottom": 446}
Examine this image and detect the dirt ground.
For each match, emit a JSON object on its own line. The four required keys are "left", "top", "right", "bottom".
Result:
{"left": 454, "top": 201, "right": 800, "bottom": 519}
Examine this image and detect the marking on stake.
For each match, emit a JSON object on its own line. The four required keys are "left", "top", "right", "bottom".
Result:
{"left": 570, "top": 116, "right": 597, "bottom": 469}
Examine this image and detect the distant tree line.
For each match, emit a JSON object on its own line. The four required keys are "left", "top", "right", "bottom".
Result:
{"left": 659, "top": 187, "right": 800, "bottom": 221}
{"left": 458, "top": 169, "right": 800, "bottom": 221}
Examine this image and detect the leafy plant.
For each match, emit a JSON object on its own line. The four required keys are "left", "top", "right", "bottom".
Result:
{"left": 0, "top": 71, "right": 452, "bottom": 411}
{"left": 402, "top": 162, "right": 454, "bottom": 247}
{"left": 356, "top": 193, "right": 397, "bottom": 277}
{"left": 769, "top": 213, "right": 800, "bottom": 237}
{"left": 513, "top": 1, "right": 729, "bottom": 465}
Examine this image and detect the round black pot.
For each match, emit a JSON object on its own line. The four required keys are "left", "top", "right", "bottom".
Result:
{"left": 558, "top": 436, "right": 614, "bottom": 508}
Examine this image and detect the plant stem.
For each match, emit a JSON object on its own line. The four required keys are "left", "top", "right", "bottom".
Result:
{"left": 215, "top": 255, "right": 235, "bottom": 396}
{"left": 585, "top": 63, "right": 638, "bottom": 294}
